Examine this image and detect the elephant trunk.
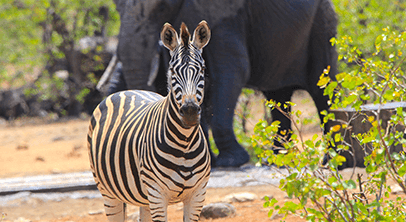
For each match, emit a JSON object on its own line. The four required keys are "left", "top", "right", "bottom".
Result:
{"left": 117, "top": 24, "right": 160, "bottom": 91}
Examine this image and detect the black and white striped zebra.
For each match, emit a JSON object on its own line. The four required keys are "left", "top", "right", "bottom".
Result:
{"left": 87, "top": 21, "right": 211, "bottom": 222}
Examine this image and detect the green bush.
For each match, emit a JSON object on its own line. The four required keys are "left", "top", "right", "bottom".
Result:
{"left": 1, "top": 0, "right": 120, "bottom": 116}
{"left": 1, "top": 0, "right": 119, "bottom": 88}
{"left": 254, "top": 23, "right": 406, "bottom": 222}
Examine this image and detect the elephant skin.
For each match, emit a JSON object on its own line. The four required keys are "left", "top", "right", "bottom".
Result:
{"left": 111, "top": 0, "right": 338, "bottom": 167}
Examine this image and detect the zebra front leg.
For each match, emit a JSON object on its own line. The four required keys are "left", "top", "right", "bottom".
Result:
{"left": 147, "top": 188, "right": 168, "bottom": 222}
{"left": 183, "top": 186, "right": 207, "bottom": 222}
{"left": 102, "top": 195, "right": 126, "bottom": 222}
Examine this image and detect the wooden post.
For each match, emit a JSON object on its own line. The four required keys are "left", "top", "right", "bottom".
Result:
{"left": 328, "top": 102, "right": 406, "bottom": 168}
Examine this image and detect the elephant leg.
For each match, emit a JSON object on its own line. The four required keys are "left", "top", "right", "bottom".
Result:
{"left": 204, "top": 19, "right": 251, "bottom": 167}
{"left": 210, "top": 82, "right": 249, "bottom": 167}
{"left": 308, "top": 0, "right": 339, "bottom": 166}
{"left": 263, "top": 87, "right": 294, "bottom": 151}
{"left": 307, "top": 86, "right": 341, "bottom": 167}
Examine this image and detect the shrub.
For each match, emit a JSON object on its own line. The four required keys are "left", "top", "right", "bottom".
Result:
{"left": 255, "top": 25, "right": 406, "bottom": 222}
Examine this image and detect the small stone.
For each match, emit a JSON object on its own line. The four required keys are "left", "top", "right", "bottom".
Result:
{"left": 14, "top": 217, "right": 32, "bottom": 222}
{"left": 201, "top": 202, "right": 236, "bottom": 219}
{"left": 54, "top": 70, "right": 69, "bottom": 79}
{"left": 52, "top": 136, "right": 65, "bottom": 141}
{"left": 88, "top": 210, "right": 104, "bottom": 215}
{"left": 16, "top": 144, "right": 29, "bottom": 150}
{"left": 391, "top": 185, "right": 405, "bottom": 194}
{"left": 51, "top": 168, "right": 62, "bottom": 174}
{"left": 270, "top": 213, "right": 283, "bottom": 220}
{"left": 35, "top": 156, "right": 45, "bottom": 162}
{"left": 127, "top": 211, "right": 140, "bottom": 222}
{"left": 0, "top": 117, "right": 7, "bottom": 126}
{"left": 223, "top": 192, "right": 258, "bottom": 203}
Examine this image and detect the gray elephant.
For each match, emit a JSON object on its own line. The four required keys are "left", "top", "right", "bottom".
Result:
{"left": 110, "top": 0, "right": 338, "bottom": 167}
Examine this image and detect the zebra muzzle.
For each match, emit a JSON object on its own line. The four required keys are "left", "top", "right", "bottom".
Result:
{"left": 179, "top": 103, "right": 201, "bottom": 127}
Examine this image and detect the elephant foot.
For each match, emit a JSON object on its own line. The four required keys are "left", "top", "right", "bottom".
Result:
{"left": 215, "top": 146, "right": 250, "bottom": 168}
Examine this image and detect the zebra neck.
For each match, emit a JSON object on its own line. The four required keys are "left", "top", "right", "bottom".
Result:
{"left": 165, "top": 92, "right": 199, "bottom": 141}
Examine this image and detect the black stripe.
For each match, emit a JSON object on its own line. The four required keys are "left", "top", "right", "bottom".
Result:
{"left": 100, "top": 95, "right": 120, "bottom": 199}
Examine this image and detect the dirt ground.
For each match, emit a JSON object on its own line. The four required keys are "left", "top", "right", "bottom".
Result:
{"left": 0, "top": 91, "right": 403, "bottom": 222}
{"left": 0, "top": 118, "right": 300, "bottom": 222}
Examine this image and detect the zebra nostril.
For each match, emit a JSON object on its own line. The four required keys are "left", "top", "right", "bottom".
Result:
{"left": 179, "top": 107, "right": 185, "bottom": 116}
{"left": 180, "top": 104, "right": 201, "bottom": 117}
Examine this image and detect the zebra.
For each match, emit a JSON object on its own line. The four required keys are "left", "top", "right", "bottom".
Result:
{"left": 87, "top": 21, "right": 211, "bottom": 222}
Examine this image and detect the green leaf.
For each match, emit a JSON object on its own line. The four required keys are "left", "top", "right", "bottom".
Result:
{"left": 328, "top": 176, "right": 337, "bottom": 184}
{"left": 398, "top": 164, "right": 406, "bottom": 177}
{"left": 324, "top": 81, "right": 337, "bottom": 97}
{"left": 375, "top": 35, "right": 383, "bottom": 52}
{"left": 383, "top": 89, "right": 394, "bottom": 100}
{"left": 267, "top": 209, "right": 274, "bottom": 218}
{"left": 345, "top": 180, "right": 357, "bottom": 189}
{"left": 317, "top": 75, "right": 330, "bottom": 87}
{"left": 284, "top": 201, "right": 299, "bottom": 213}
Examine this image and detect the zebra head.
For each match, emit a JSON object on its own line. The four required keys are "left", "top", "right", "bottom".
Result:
{"left": 160, "top": 21, "right": 211, "bottom": 128}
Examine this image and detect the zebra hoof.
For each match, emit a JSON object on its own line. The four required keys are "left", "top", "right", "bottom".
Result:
{"left": 215, "top": 148, "right": 250, "bottom": 167}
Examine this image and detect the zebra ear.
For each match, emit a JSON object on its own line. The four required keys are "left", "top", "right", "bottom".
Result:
{"left": 180, "top": 22, "right": 190, "bottom": 46}
{"left": 161, "top": 23, "right": 179, "bottom": 51}
{"left": 192, "top": 20, "right": 211, "bottom": 50}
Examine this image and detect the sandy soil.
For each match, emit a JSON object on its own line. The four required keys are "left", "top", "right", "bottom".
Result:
{"left": 0, "top": 116, "right": 306, "bottom": 222}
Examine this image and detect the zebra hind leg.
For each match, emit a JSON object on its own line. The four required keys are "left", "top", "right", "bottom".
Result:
{"left": 102, "top": 195, "right": 127, "bottom": 222}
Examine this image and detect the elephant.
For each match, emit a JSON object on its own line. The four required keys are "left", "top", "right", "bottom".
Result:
{"left": 110, "top": 0, "right": 338, "bottom": 168}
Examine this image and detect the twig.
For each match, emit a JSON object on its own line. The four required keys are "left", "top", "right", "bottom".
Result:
{"left": 311, "top": 197, "right": 332, "bottom": 222}
{"left": 326, "top": 197, "right": 349, "bottom": 222}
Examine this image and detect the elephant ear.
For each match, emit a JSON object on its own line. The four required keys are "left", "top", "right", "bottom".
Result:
{"left": 161, "top": 23, "right": 179, "bottom": 51}
{"left": 192, "top": 20, "right": 211, "bottom": 50}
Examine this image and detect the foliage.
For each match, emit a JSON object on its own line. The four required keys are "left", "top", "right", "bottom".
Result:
{"left": 255, "top": 27, "right": 406, "bottom": 222}
{"left": 332, "top": 0, "right": 406, "bottom": 73}
{"left": 1, "top": 0, "right": 120, "bottom": 116}
{"left": 234, "top": 88, "right": 259, "bottom": 162}
{"left": 252, "top": 2, "right": 406, "bottom": 220}
{"left": 0, "top": 0, "right": 46, "bottom": 87}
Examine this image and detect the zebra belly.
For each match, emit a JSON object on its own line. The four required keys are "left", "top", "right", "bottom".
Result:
{"left": 138, "top": 164, "right": 210, "bottom": 204}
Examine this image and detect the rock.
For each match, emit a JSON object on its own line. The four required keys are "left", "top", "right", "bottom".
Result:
{"left": 35, "top": 156, "right": 45, "bottom": 162}
{"left": 54, "top": 70, "right": 69, "bottom": 80}
{"left": 52, "top": 136, "right": 65, "bottom": 141}
{"left": 223, "top": 192, "right": 258, "bottom": 203}
{"left": 51, "top": 168, "right": 62, "bottom": 174}
{"left": 0, "top": 117, "right": 7, "bottom": 126}
{"left": 127, "top": 211, "right": 140, "bottom": 222}
{"left": 14, "top": 217, "right": 32, "bottom": 222}
{"left": 270, "top": 213, "right": 283, "bottom": 220}
{"left": 201, "top": 202, "right": 236, "bottom": 219}
{"left": 16, "top": 144, "right": 29, "bottom": 150}
{"left": 391, "top": 185, "right": 405, "bottom": 195}
{"left": 88, "top": 210, "right": 104, "bottom": 215}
